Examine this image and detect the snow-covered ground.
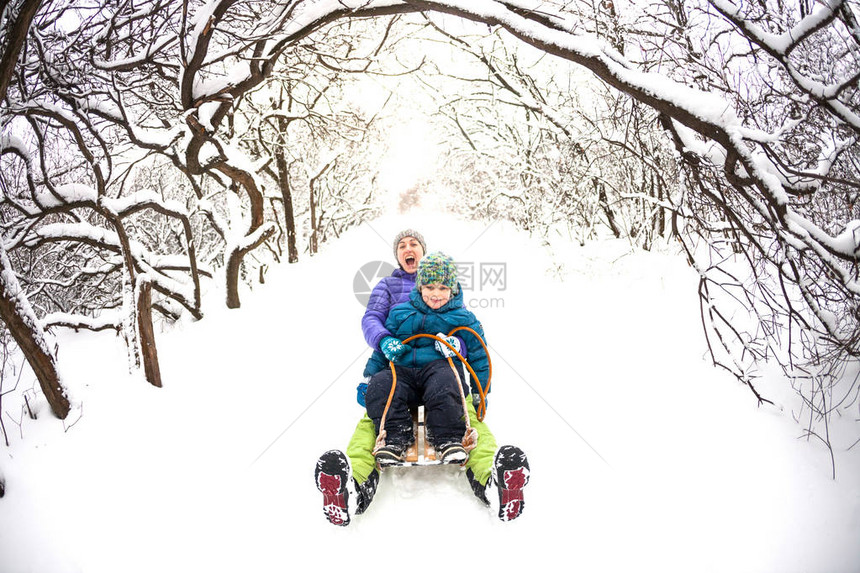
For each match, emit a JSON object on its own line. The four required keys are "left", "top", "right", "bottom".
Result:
{"left": 1, "top": 212, "right": 858, "bottom": 573}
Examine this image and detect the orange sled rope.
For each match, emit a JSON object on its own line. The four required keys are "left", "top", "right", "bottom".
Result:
{"left": 374, "top": 328, "right": 492, "bottom": 453}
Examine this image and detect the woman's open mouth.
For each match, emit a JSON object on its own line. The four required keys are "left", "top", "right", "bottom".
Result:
{"left": 405, "top": 255, "right": 415, "bottom": 265}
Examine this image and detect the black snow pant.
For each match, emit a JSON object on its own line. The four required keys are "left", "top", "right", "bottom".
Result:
{"left": 365, "top": 359, "right": 468, "bottom": 448}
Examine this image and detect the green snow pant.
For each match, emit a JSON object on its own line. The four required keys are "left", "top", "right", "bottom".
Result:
{"left": 346, "top": 399, "right": 497, "bottom": 487}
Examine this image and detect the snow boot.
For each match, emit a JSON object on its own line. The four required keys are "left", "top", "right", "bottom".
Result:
{"left": 354, "top": 468, "right": 379, "bottom": 515}
{"left": 315, "top": 450, "right": 351, "bottom": 526}
{"left": 493, "top": 445, "right": 530, "bottom": 522}
{"left": 374, "top": 443, "right": 406, "bottom": 467}
{"left": 437, "top": 442, "right": 468, "bottom": 464}
{"left": 465, "top": 468, "right": 490, "bottom": 506}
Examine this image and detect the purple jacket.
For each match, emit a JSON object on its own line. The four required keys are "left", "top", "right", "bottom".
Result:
{"left": 361, "top": 269, "right": 416, "bottom": 350}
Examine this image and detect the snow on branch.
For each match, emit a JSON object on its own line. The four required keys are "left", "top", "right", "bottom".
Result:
{"left": 41, "top": 311, "right": 123, "bottom": 333}
{"left": 709, "top": 0, "right": 842, "bottom": 57}
{"left": 11, "top": 219, "right": 199, "bottom": 314}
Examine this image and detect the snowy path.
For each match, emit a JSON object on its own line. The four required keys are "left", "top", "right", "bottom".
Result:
{"left": 1, "top": 214, "right": 858, "bottom": 572}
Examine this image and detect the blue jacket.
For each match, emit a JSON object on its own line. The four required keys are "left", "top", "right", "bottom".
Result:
{"left": 361, "top": 268, "right": 416, "bottom": 350}
{"left": 363, "top": 286, "right": 489, "bottom": 396}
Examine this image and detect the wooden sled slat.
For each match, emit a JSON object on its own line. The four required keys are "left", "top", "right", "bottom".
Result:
{"left": 384, "top": 406, "right": 462, "bottom": 468}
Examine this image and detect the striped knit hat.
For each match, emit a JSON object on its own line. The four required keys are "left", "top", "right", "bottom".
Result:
{"left": 416, "top": 252, "right": 459, "bottom": 295}
{"left": 392, "top": 229, "right": 427, "bottom": 262}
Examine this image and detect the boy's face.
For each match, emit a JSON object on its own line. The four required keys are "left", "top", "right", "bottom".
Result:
{"left": 421, "top": 283, "right": 452, "bottom": 309}
{"left": 397, "top": 237, "right": 424, "bottom": 273}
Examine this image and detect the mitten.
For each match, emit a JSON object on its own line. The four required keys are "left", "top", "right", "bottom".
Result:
{"left": 472, "top": 392, "right": 488, "bottom": 410}
{"left": 356, "top": 376, "right": 370, "bottom": 407}
{"left": 455, "top": 336, "right": 468, "bottom": 358}
{"left": 380, "top": 336, "right": 408, "bottom": 362}
{"left": 434, "top": 333, "right": 461, "bottom": 358}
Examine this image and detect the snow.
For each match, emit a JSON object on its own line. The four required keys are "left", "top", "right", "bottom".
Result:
{"left": 33, "top": 184, "right": 98, "bottom": 208}
{"left": 92, "top": 35, "right": 178, "bottom": 71}
{"left": 0, "top": 248, "right": 59, "bottom": 363}
{"left": 1, "top": 212, "right": 859, "bottom": 573}
{"left": 709, "top": 0, "right": 840, "bottom": 57}
{"left": 0, "top": 132, "right": 30, "bottom": 157}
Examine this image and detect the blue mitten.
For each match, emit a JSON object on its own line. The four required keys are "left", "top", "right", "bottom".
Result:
{"left": 356, "top": 376, "right": 370, "bottom": 407}
{"left": 380, "top": 336, "right": 408, "bottom": 362}
{"left": 434, "top": 332, "right": 461, "bottom": 358}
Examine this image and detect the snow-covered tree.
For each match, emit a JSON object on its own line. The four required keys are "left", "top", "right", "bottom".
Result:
{"left": 234, "top": 21, "right": 393, "bottom": 262}
{"left": 1, "top": 0, "right": 858, "bottom": 446}
{"left": 0, "top": 0, "right": 70, "bottom": 417}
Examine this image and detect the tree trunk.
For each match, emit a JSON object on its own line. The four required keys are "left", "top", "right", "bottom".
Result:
{"left": 596, "top": 180, "right": 621, "bottom": 238}
{"left": 225, "top": 224, "right": 276, "bottom": 308}
{"left": 211, "top": 168, "right": 270, "bottom": 309}
{"left": 307, "top": 158, "right": 336, "bottom": 257}
{"left": 0, "top": 0, "right": 41, "bottom": 103}
{"left": 275, "top": 116, "right": 299, "bottom": 263}
{"left": 309, "top": 178, "right": 318, "bottom": 255}
{"left": 0, "top": 247, "right": 70, "bottom": 419}
{"left": 655, "top": 176, "right": 666, "bottom": 237}
{"left": 136, "top": 279, "right": 162, "bottom": 388}
{"left": 225, "top": 248, "right": 244, "bottom": 309}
